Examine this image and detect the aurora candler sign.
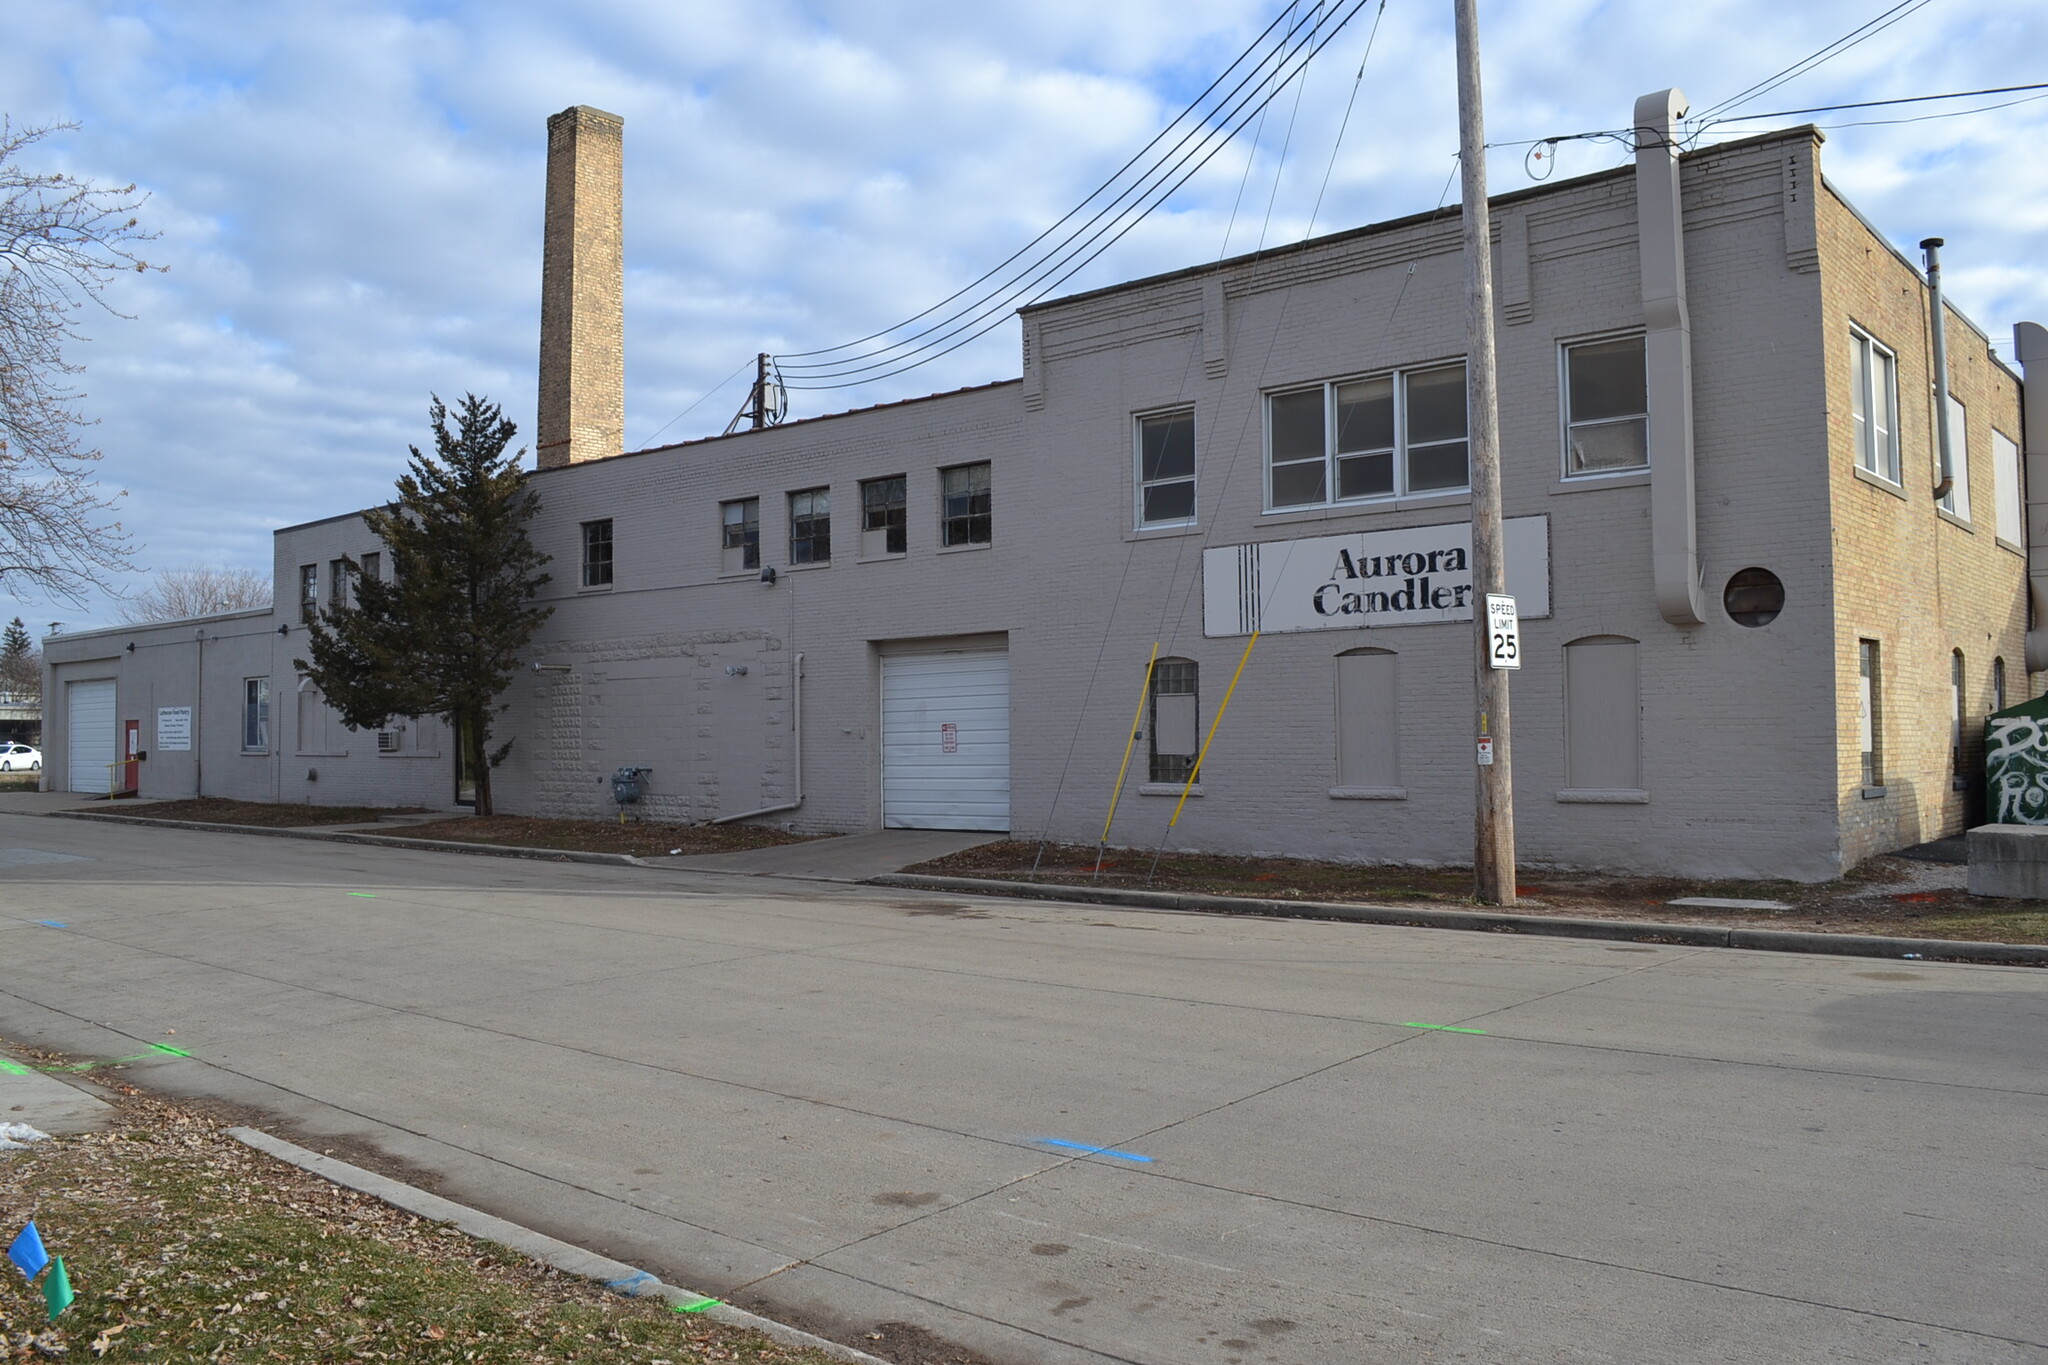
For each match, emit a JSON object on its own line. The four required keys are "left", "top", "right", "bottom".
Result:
{"left": 1203, "top": 516, "right": 1550, "bottom": 637}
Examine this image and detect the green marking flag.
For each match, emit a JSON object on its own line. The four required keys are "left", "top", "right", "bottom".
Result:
{"left": 1400, "top": 1021, "right": 1488, "bottom": 1035}
{"left": 42, "top": 1256, "right": 73, "bottom": 1319}
{"left": 672, "top": 1297, "right": 722, "bottom": 1314}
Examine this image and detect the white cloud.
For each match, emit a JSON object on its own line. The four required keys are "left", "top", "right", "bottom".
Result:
{"left": 3, "top": 0, "right": 2043, "bottom": 634}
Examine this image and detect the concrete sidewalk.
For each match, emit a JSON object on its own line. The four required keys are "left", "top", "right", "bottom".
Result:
{"left": 649, "top": 828, "right": 996, "bottom": 881}
{"left": 0, "top": 1057, "right": 113, "bottom": 1136}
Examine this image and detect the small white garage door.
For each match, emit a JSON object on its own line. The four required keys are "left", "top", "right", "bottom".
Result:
{"left": 67, "top": 679, "right": 117, "bottom": 794}
{"left": 881, "top": 650, "right": 1010, "bottom": 831}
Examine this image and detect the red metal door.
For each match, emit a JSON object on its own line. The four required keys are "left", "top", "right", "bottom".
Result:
{"left": 122, "top": 719, "right": 140, "bottom": 794}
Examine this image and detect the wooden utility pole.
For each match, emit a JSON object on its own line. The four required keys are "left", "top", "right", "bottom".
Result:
{"left": 1454, "top": 0, "right": 1516, "bottom": 906}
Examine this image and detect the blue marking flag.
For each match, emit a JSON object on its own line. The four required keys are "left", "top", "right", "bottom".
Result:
{"left": 9, "top": 1222, "right": 49, "bottom": 1280}
{"left": 1037, "top": 1137, "right": 1154, "bottom": 1163}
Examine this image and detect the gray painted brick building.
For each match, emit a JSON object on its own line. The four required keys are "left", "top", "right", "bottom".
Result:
{"left": 44, "top": 91, "right": 2044, "bottom": 881}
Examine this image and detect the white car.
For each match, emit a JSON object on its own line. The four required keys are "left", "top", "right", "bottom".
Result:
{"left": 0, "top": 743, "right": 41, "bottom": 772}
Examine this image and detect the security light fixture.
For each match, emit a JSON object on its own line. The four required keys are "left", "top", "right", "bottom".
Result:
{"left": 759, "top": 565, "right": 778, "bottom": 584}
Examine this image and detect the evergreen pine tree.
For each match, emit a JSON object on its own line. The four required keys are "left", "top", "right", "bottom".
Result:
{"left": 0, "top": 617, "right": 38, "bottom": 698}
{"left": 296, "top": 395, "right": 552, "bottom": 816}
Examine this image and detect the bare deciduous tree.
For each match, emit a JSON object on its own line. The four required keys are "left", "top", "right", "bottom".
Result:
{"left": 1, "top": 117, "right": 160, "bottom": 604}
{"left": 117, "top": 564, "right": 272, "bottom": 623}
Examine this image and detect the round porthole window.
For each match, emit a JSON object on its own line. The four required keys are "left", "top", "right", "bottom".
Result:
{"left": 1724, "top": 567, "right": 1785, "bottom": 627}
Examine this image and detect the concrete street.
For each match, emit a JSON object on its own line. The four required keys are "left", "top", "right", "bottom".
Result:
{"left": 2, "top": 811, "right": 2044, "bottom": 1364}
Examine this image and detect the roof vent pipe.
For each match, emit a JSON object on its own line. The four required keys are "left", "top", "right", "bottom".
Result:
{"left": 1923, "top": 238, "right": 1954, "bottom": 503}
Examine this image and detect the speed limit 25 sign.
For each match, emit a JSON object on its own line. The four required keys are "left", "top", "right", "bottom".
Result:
{"left": 1486, "top": 593, "right": 1520, "bottom": 670}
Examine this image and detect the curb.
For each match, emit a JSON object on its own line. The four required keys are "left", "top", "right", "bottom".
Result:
{"left": 46, "top": 809, "right": 648, "bottom": 868}
{"left": 226, "top": 1126, "right": 889, "bottom": 1365}
{"left": 866, "top": 873, "right": 2048, "bottom": 967}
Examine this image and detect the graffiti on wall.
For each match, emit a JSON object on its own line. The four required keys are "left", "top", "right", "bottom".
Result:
{"left": 1986, "top": 712, "right": 2048, "bottom": 824}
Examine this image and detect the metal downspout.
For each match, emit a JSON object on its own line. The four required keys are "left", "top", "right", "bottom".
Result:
{"left": 1924, "top": 239, "right": 1955, "bottom": 502}
{"left": 1635, "top": 88, "right": 1707, "bottom": 627}
{"left": 2017, "top": 322, "right": 2048, "bottom": 671}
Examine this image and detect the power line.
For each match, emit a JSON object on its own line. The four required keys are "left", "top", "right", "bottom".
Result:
{"left": 780, "top": 0, "right": 1358, "bottom": 384}
{"left": 776, "top": 0, "right": 1372, "bottom": 390}
{"left": 1690, "top": 0, "right": 1935, "bottom": 124}
{"left": 1696, "top": 82, "right": 2048, "bottom": 128}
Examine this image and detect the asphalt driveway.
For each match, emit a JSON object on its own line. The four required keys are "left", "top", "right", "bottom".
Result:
{"left": 2, "top": 813, "right": 2044, "bottom": 1363}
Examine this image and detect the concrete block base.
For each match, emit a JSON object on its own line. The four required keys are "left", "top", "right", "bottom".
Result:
{"left": 1964, "top": 823, "right": 2048, "bottom": 899}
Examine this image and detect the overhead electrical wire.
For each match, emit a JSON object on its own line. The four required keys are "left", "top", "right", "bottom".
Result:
{"left": 779, "top": 0, "right": 1363, "bottom": 389}
{"left": 775, "top": 0, "right": 1373, "bottom": 391}
{"left": 1688, "top": 0, "right": 1936, "bottom": 125}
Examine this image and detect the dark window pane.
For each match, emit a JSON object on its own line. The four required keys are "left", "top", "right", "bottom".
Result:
{"left": 863, "top": 478, "right": 907, "bottom": 554}
{"left": 1269, "top": 390, "right": 1324, "bottom": 464}
{"left": 1143, "top": 480, "right": 1195, "bottom": 524}
{"left": 1334, "top": 377, "right": 1394, "bottom": 454}
{"left": 789, "top": 488, "right": 830, "bottom": 564}
{"left": 1141, "top": 412, "right": 1195, "bottom": 482}
{"left": 1336, "top": 450, "right": 1394, "bottom": 499}
{"left": 1569, "top": 337, "right": 1647, "bottom": 422}
{"left": 942, "top": 464, "right": 992, "bottom": 546}
{"left": 1405, "top": 365, "right": 1467, "bottom": 444}
{"left": 581, "top": 519, "right": 613, "bottom": 586}
{"left": 1270, "top": 459, "right": 1326, "bottom": 507}
{"left": 1407, "top": 439, "right": 1468, "bottom": 492}
{"left": 722, "top": 500, "right": 760, "bottom": 569}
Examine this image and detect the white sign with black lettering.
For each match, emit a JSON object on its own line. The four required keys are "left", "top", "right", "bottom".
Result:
{"left": 1486, "top": 594, "right": 1520, "bottom": 670}
{"left": 156, "top": 707, "right": 192, "bottom": 751}
{"left": 1202, "top": 516, "right": 1550, "bottom": 637}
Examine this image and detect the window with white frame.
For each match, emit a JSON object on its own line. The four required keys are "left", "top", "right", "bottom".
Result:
{"left": 243, "top": 677, "right": 270, "bottom": 752}
{"left": 1136, "top": 409, "right": 1196, "bottom": 527}
{"left": 1849, "top": 329, "right": 1900, "bottom": 484}
{"left": 1563, "top": 335, "right": 1648, "bottom": 476}
{"left": 1267, "top": 361, "right": 1468, "bottom": 509}
{"left": 1938, "top": 393, "right": 1970, "bottom": 520}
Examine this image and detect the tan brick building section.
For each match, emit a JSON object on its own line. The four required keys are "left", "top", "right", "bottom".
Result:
{"left": 537, "top": 105, "right": 624, "bottom": 470}
{"left": 1816, "top": 167, "right": 2028, "bottom": 866}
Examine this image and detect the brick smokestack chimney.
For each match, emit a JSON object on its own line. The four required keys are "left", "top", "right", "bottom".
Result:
{"left": 536, "top": 105, "right": 624, "bottom": 470}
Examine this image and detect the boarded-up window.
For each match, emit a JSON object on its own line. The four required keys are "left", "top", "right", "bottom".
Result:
{"left": 1993, "top": 430, "right": 2023, "bottom": 544}
{"left": 1149, "top": 659, "right": 1199, "bottom": 784}
{"left": 296, "top": 679, "right": 334, "bottom": 755}
{"left": 1335, "top": 649, "right": 1399, "bottom": 790}
{"left": 1564, "top": 636, "right": 1640, "bottom": 790}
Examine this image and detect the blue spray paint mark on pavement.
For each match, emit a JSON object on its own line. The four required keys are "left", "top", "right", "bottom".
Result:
{"left": 36, "top": 921, "right": 65, "bottom": 929}
{"left": 1036, "top": 1137, "right": 1154, "bottom": 1163}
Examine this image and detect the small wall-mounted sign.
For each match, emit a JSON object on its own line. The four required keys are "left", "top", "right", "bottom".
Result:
{"left": 1486, "top": 594, "right": 1520, "bottom": 670}
{"left": 1476, "top": 736, "right": 1495, "bottom": 766}
{"left": 156, "top": 707, "right": 192, "bottom": 751}
{"left": 939, "top": 722, "right": 959, "bottom": 754}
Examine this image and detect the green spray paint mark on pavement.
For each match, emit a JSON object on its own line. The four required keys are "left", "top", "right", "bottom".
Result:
{"left": 348, "top": 892, "right": 378, "bottom": 898}
{"left": 0, "top": 1059, "right": 29, "bottom": 1075}
{"left": 672, "top": 1297, "right": 722, "bottom": 1314}
{"left": 151, "top": 1044, "right": 192, "bottom": 1057}
{"left": 1400, "top": 1021, "right": 1488, "bottom": 1035}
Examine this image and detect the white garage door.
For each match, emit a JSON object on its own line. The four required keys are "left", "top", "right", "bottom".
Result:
{"left": 881, "top": 650, "right": 1010, "bottom": 831}
{"left": 67, "top": 679, "right": 117, "bottom": 794}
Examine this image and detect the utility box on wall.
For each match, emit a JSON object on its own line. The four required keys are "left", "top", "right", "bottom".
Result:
{"left": 1984, "top": 696, "right": 2048, "bottom": 824}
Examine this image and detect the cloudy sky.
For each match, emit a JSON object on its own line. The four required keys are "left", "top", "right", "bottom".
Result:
{"left": 4, "top": 0, "right": 2044, "bottom": 634}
